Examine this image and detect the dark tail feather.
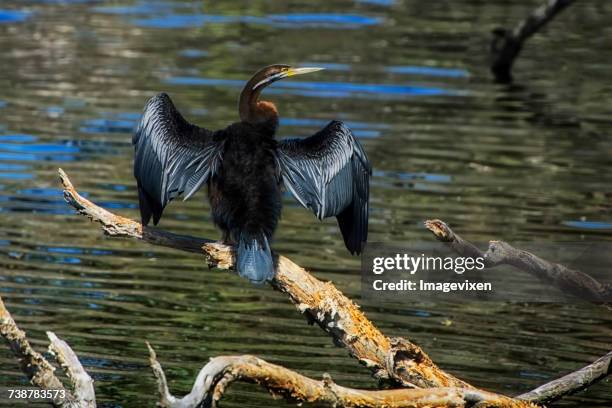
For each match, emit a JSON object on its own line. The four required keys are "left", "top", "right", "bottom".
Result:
{"left": 137, "top": 183, "right": 163, "bottom": 226}
{"left": 236, "top": 234, "right": 275, "bottom": 284}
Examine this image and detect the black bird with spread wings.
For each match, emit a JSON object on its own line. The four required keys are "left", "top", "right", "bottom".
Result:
{"left": 133, "top": 65, "right": 371, "bottom": 283}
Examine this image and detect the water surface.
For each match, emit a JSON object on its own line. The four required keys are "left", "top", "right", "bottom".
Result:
{"left": 0, "top": 1, "right": 610, "bottom": 406}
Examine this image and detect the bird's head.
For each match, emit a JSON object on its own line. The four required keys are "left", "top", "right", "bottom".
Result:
{"left": 239, "top": 64, "right": 324, "bottom": 129}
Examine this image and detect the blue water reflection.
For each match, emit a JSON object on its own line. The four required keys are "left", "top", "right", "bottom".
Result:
{"left": 94, "top": 3, "right": 382, "bottom": 30}
{"left": 386, "top": 65, "right": 470, "bottom": 78}
{"left": 179, "top": 49, "right": 209, "bottom": 58}
{"left": 0, "top": 10, "right": 30, "bottom": 24}
{"left": 563, "top": 220, "right": 612, "bottom": 230}
{"left": 165, "top": 76, "right": 464, "bottom": 98}
{"left": 80, "top": 118, "right": 136, "bottom": 134}
{"left": 131, "top": 14, "right": 381, "bottom": 29}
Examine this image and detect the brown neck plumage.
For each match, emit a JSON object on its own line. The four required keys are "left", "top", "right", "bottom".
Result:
{"left": 238, "top": 65, "right": 286, "bottom": 128}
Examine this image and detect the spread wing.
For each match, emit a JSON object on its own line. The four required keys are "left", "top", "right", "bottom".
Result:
{"left": 277, "top": 121, "right": 371, "bottom": 254}
{"left": 133, "top": 93, "right": 224, "bottom": 225}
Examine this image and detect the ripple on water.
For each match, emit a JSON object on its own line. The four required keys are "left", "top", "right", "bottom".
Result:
{"left": 281, "top": 117, "right": 388, "bottom": 139}
{"left": 179, "top": 49, "right": 209, "bottom": 58}
{"left": 385, "top": 65, "right": 470, "bottom": 78}
{"left": 355, "top": 0, "right": 395, "bottom": 5}
{"left": 563, "top": 220, "right": 612, "bottom": 230}
{"left": 111, "top": 7, "right": 382, "bottom": 29}
{"left": 95, "top": 1, "right": 384, "bottom": 29}
{"left": 33, "top": 0, "right": 100, "bottom": 4}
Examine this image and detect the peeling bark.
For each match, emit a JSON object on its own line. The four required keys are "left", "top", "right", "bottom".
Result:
{"left": 490, "top": 0, "right": 575, "bottom": 82}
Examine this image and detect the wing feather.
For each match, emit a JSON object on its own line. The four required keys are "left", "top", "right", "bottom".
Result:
{"left": 132, "top": 93, "right": 224, "bottom": 225}
{"left": 277, "top": 121, "right": 371, "bottom": 254}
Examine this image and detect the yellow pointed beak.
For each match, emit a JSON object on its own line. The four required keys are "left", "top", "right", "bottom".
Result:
{"left": 284, "top": 67, "right": 325, "bottom": 77}
{"left": 252, "top": 66, "right": 325, "bottom": 90}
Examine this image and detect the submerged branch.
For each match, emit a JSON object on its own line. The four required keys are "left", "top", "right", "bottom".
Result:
{"left": 146, "top": 344, "right": 537, "bottom": 408}
{"left": 424, "top": 219, "right": 611, "bottom": 304}
{"left": 490, "top": 0, "right": 575, "bottom": 82}
{"left": 59, "top": 168, "right": 468, "bottom": 389}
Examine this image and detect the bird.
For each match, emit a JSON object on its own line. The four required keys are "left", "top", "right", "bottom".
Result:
{"left": 133, "top": 64, "right": 371, "bottom": 284}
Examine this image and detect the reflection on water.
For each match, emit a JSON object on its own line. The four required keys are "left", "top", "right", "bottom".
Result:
{"left": 0, "top": 0, "right": 611, "bottom": 407}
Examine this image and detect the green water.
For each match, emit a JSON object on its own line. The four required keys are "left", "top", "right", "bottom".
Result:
{"left": 0, "top": 0, "right": 610, "bottom": 406}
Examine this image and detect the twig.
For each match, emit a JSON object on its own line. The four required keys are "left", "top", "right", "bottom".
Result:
{"left": 424, "top": 219, "right": 611, "bottom": 303}
{"left": 59, "top": 168, "right": 469, "bottom": 389}
{"left": 490, "top": 0, "right": 575, "bottom": 82}
{"left": 146, "top": 343, "right": 538, "bottom": 408}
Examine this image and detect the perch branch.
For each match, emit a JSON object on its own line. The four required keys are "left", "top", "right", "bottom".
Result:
{"left": 146, "top": 343, "right": 538, "bottom": 408}
{"left": 0, "top": 296, "right": 94, "bottom": 408}
{"left": 424, "top": 219, "right": 611, "bottom": 303}
{"left": 490, "top": 0, "right": 575, "bottom": 82}
{"left": 59, "top": 168, "right": 468, "bottom": 389}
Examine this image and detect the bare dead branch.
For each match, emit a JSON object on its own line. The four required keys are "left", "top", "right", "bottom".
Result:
{"left": 146, "top": 343, "right": 538, "bottom": 408}
{"left": 47, "top": 332, "right": 96, "bottom": 407}
{"left": 0, "top": 296, "right": 91, "bottom": 408}
{"left": 490, "top": 0, "right": 575, "bottom": 82}
{"left": 517, "top": 351, "right": 612, "bottom": 404}
{"left": 59, "top": 168, "right": 469, "bottom": 389}
{"left": 424, "top": 219, "right": 611, "bottom": 303}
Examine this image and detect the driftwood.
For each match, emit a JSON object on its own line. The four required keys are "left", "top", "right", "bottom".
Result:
{"left": 424, "top": 219, "right": 612, "bottom": 304}
{"left": 490, "top": 0, "right": 575, "bottom": 82}
{"left": 146, "top": 344, "right": 535, "bottom": 408}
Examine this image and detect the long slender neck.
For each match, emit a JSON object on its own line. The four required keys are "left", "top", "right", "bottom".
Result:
{"left": 238, "top": 75, "right": 263, "bottom": 123}
{"left": 238, "top": 81, "right": 279, "bottom": 132}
